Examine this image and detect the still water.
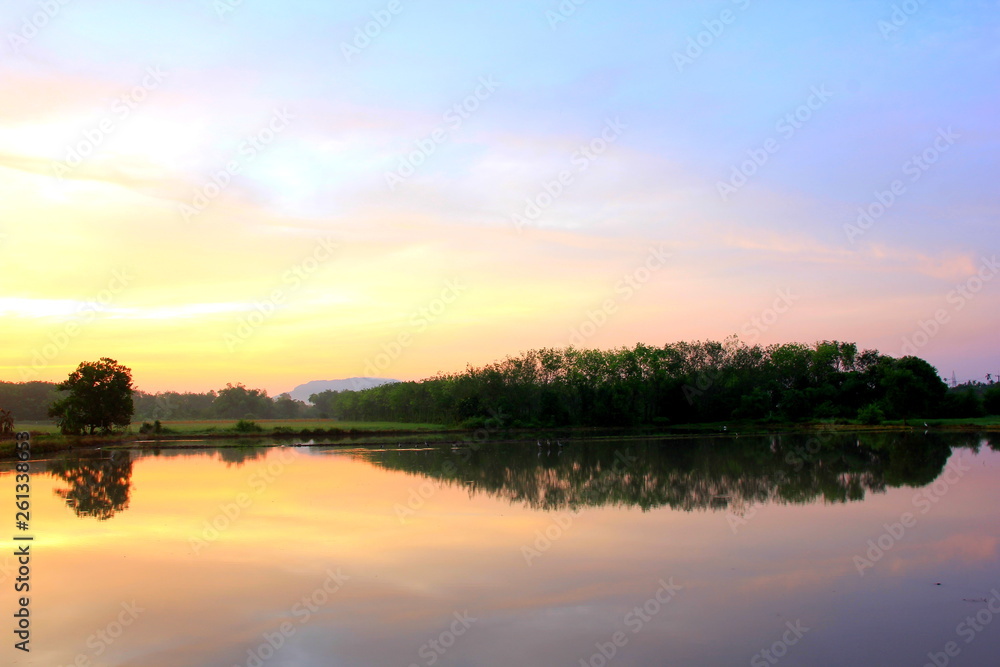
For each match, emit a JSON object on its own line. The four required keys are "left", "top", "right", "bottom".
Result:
{"left": 2, "top": 432, "right": 999, "bottom": 666}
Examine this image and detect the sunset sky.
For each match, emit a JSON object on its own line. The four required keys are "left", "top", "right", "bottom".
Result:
{"left": 1, "top": 0, "right": 997, "bottom": 394}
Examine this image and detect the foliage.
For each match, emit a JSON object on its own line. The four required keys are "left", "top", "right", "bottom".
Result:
{"left": 234, "top": 419, "right": 263, "bottom": 433}
{"left": 48, "top": 358, "right": 135, "bottom": 435}
{"left": 130, "top": 386, "right": 313, "bottom": 421}
{"left": 365, "top": 432, "right": 957, "bottom": 512}
{"left": 49, "top": 451, "right": 133, "bottom": 519}
{"left": 311, "top": 339, "right": 954, "bottom": 427}
{"left": 985, "top": 385, "right": 1000, "bottom": 416}
{"left": 857, "top": 403, "right": 885, "bottom": 425}
{"left": 0, "top": 381, "right": 61, "bottom": 421}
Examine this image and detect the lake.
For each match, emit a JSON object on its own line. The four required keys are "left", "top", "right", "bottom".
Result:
{"left": 2, "top": 432, "right": 999, "bottom": 666}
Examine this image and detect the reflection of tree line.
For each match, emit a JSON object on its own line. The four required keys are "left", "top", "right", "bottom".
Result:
{"left": 363, "top": 433, "right": 992, "bottom": 512}
{"left": 40, "top": 434, "right": 995, "bottom": 519}
{"left": 46, "top": 446, "right": 268, "bottom": 519}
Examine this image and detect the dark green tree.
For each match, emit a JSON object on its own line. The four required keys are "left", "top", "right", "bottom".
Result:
{"left": 878, "top": 356, "right": 948, "bottom": 421}
{"left": 48, "top": 358, "right": 134, "bottom": 435}
{"left": 212, "top": 383, "right": 273, "bottom": 419}
{"left": 984, "top": 385, "right": 1000, "bottom": 416}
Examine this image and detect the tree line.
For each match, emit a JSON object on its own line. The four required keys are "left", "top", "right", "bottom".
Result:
{"left": 311, "top": 339, "right": 1000, "bottom": 427}
{"left": 1, "top": 363, "right": 317, "bottom": 434}
{"left": 2, "top": 340, "right": 997, "bottom": 435}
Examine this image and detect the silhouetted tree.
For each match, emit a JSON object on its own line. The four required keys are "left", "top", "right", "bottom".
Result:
{"left": 48, "top": 358, "right": 134, "bottom": 435}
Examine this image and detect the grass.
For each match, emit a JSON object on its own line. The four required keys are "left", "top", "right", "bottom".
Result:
{"left": 0, "top": 418, "right": 454, "bottom": 458}
{"left": 12, "top": 418, "right": 450, "bottom": 436}
{"left": 884, "top": 416, "right": 1000, "bottom": 428}
{"left": 5, "top": 415, "right": 997, "bottom": 459}
{"left": 134, "top": 419, "right": 449, "bottom": 434}
{"left": 15, "top": 420, "right": 60, "bottom": 434}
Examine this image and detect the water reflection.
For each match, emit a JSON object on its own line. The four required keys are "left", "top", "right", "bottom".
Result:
{"left": 49, "top": 450, "right": 133, "bottom": 520}
{"left": 358, "top": 431, "right": 978, "bottom": 512}
{"left": 38, "top": 432, "right": 989, "bottom": 521}
{"left": 216, "top": 445, "right": 267, "bottom": 467}
{"left": 1, "top": 432, "right": 996, "bottom": 666}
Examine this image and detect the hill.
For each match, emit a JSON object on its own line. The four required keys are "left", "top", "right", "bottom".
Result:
{"left": 285, "top": 377, "right": 398, "bottom": 403}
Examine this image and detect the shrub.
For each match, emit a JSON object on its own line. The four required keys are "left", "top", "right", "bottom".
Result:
{"left": 234, "top": 419, "right": 263, "bottom": 433}
{"left": 857, "top": 403, "right": 885, "bottom": 425}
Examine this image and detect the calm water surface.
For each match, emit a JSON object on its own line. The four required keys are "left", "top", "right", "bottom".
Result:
{"left": 2, "top": 432, "right": 999, "bottom": 666}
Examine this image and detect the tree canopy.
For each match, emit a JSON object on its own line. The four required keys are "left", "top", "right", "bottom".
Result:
{"left": 311, "top": 339, "right": 958, "bottom": 427}
{"left": 48, "top": 358, "right": 135, "bottom": 435}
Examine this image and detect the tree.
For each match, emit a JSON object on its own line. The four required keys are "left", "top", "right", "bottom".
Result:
{"left": 879, "top": 356, "right": 948, "bottom": 421}
{"left": 984, "top": 385, "right": 1000, "bottom": 416}
{"left": 48, "top": 358, "right": 135, "bottom": 435}
{"left": 211, "top": 383, "right": 273, "bottom": 419}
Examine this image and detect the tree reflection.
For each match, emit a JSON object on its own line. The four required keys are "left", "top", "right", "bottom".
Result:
{"left": 361, "top": 432, "right": 965, "bottom": 512}
{"left": 49, "top": 451, "right": 133, "bottom": 520}
{"left": 217, "top": 446, "right": 267, "bottom": 467}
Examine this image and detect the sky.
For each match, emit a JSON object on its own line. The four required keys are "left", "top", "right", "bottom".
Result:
{"left": 0, "top": 0, "right": 997, "bottom": 394}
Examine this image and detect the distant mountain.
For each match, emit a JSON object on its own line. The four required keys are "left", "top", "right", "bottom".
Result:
{"left": 285, "top": 377, "right": 398, "bottom": 403}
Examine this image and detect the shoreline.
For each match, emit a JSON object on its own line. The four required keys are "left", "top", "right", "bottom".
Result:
{"left": 2, "top": 419, "right": 997, "bottom": 459}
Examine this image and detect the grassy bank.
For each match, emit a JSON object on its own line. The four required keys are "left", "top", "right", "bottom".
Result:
{"left": 0, "top": 419, "right": 455, "bottom": 457}
{"left": 2, "top": 416, "right": 997, "bottom": 459}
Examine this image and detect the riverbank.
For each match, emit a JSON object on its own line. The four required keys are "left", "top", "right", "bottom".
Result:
{"left": 2, "top": 416, "right": 998, "bottom": 459}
